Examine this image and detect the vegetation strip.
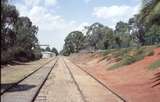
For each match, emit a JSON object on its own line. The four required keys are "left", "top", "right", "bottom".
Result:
{"left": 1, "top": 58, "right": 55, "bottom": 95}
{"left": 63, "top": 59, "right": 87, "bottom": 102}
{"left": 31, "top": 58, "right": 58, "bottom": 102}
{"left": 70, "top": 60, "right": 126, "bottom": 102}
{"left": 148, "top": 60, "right": 160, "bottom": 70}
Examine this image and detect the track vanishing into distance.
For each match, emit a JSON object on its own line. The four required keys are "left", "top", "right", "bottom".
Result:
{"left": 1, "top": 57, "right": 58, "bottom": 102}
{"left": 68, "top": 59, "right": 126, "bottom": 102}
{"left": 1, "top": 56, "right": 126, "bottom": 102}
{"left": 63, "top": 59, "right": 87, "bottom": 102}
{"left": 63, "top": 58, "right": 126, "bottom": 102}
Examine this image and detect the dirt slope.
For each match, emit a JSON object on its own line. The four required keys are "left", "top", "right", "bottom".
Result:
{"left": 69, "top": 48, "right": 160, "bottom": 102}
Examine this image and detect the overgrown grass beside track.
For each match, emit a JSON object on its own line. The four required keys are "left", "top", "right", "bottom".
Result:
{"left": 102, "top": 46, "right": 158, "bottom": 70}
{"left": 148, "top": 60, "right": 160, "bottom": 70}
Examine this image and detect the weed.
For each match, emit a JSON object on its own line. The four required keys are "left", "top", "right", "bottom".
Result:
{"left": 148, "top": 60, "right": 160, "bottom": 70}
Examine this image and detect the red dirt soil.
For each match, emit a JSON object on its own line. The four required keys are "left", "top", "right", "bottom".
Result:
{"left": 69, "top": 48, "right": 160, "bottom": 102}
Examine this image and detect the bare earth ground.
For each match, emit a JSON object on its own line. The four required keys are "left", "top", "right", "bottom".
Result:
{"left": 69, "top": 48, "right": 160, "bottom": 102}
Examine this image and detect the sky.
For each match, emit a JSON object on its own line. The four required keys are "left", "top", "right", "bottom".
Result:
{"left": 13, "top": 0, "right": 141, "bottom": 51}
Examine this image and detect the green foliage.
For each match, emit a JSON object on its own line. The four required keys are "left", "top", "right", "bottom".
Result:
{"left": 62, "top": 0, "right": 160, "bottom": 56}
{"left": 148, "top": 60, "right": 160, "bottom": 70}
{"left": 62, "top": 31, "right": 84, "bottom": 56}
{"left": 121, "top": 55, "right": 136, "bottom": 65}
{"left": 1, "top": 1, "right": 41, "bottom": 64}
{"left": 144, "top": 24, "right": 160, "bottom": 44}
{"left": 107, "top": 46, "right": 155, "bottom": 70}
{"left": 51, "top": 47, "right": 58, "bottom": 56}
{"left": 85, "top": 23, "right": 114, "bottom": 49}
{"left": 140, "top": 0, "right": 160, "bottom": 25}
{"left": 114, "top": 21, "right": 133, "bottom": 48}
{"left": 45, "top": 47, "right": 51, "bottom": 52}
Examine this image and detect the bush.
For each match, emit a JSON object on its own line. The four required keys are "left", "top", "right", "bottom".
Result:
{"left": 108, "top": 46, "right": 156, "bottom": 70}
{"left": 121, "top": 55, "right": 136, "bottom": 65}
{"left": 148, "top": 60, "right": 160, "bottom": 70}
{"left": 1, "top": 48, "right": 15, "bottom": 64}
{"left": 144, "top": 50, "right": 154, "bottom": 56}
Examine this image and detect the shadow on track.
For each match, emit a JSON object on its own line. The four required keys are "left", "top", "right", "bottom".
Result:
{"left": 1, "top": 83, "right": 36, "bottom": 92}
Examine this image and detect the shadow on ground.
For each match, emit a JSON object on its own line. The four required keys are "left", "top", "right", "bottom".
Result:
{"left": 1, "top": 83, "right": 36, "bottom": 93}
{"left": 151, "top": 72, "right": 160, "bottom": 87}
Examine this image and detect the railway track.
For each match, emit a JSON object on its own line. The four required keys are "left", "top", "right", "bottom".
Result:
{"left": 1, "top": 57, "right": 58, "bottom": 102}
{"left": 64, "top": 58, "right": 126, "bottom": 102}
{"left": 63, "top": 59, "right": 87, "bottom": 102}
{"left": 1, "top": 58, "right": 56, "bottom": 95}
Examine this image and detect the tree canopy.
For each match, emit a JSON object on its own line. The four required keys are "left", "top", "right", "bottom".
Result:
{"left": 1, "top": 0, "right": 41, "bottom": 64}
{"left": 61, "top": 0, "right": 160, "bottom": 56}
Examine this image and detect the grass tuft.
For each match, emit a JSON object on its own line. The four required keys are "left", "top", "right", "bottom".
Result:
{"left": 106, "top": 46, "right": 156, "bottom": 70}
{"left": 148, "top": 60, "right": 160, "bottom": 70}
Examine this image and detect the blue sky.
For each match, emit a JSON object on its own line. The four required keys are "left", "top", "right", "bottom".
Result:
{"left": 13, "top": 0, "right": 141, "bottom": 51}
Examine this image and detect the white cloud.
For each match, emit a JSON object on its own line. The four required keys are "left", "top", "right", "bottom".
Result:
{"left": 44, "top": 0, "right": 57, "bottom": 7}
{"left": 93, "top": 5, "right": 140, "bottom": 19}
{"left": 15, "top": 1, "right": 88, "bottom": 51}
{"left": 92, "top": 4, "right": 140, "bottom": 28}
{"left": 24, "top": 0, "right": 42, "bottom": 7}
{"left": 75, "top": 22, "right": 89, "bottom": 35}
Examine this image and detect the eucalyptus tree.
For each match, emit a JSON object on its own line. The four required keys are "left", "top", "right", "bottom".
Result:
{"left": 115, "top": 21, "right": 132, "bottom": 47}
{"left": 140, "top": 0, "right": 160, "bottom": 26}
{"left": 62, "top": 31, "right": 84, "bottom": 55}
{"left": 128, "top": 15, "right": 145, "bottom": 46}
{"left": 1, "top": 0, "right": 19, "bottom": 50}
{"left": 85, "top": 22, "right": 115, "bottom": 49}
{"left": 140, "top": 0, "right": 160, "bottom": 44}
{"left": 51, "top": 47, "right": 58, "bottom": 56}
{"left": 1, "top": 0, "right": 40, "bottom": 63}
{"left": 45, "top": 46, "right": 51, "bottom": 52}
{"left": 85, "top": 22, "right": 104, "bottom": 49}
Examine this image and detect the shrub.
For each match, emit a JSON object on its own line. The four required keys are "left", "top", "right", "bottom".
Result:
{"left": 105, "top": 46, "right": 156, "bottom": 70}
{"left": 121, "top": 55, "right": 136, "bottom": 65}
{"left": 144, "top": 50, "right": 154, "bottom": 56}
{"left": 148, "top": 60, "right": 160, "bottom": 70}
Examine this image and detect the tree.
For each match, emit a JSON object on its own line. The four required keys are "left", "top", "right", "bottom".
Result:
{"left": 144, "top": 24, "right": 160, "bottom": 44}
{"left": 140, "top": 0, "right": 160, "bottom": 26}
{"left": 62, "top": 31, "right": 84, "bottom": 55}
{"left": 1, "top": 0, "right": 41, "bottom": 64}
{"left": 85, "top": 22, "right": 104, "bottom": 49}
{"left": 51, "top": 47, "right": 58, "bottom": 56}
{"left": 45, "top": 46, "right": 51, "bottom": 52}
{"left": 128, "top": 15, "right": 145, "bottom": 46}
{"left": 139, "top": 0, "right": 160, "bottom": 45}
{"left": 1, "top": 1, "right": 19, "bottom": 51}
{"left": 115, "top": 21, "right": 132, "bottom": 48}
{"left": 85, "top": 22, "right": 115, "bottom": 49}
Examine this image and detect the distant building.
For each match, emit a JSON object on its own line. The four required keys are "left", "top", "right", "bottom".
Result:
{"left": 41, "top": 51, "right": 55, "bottom": 58}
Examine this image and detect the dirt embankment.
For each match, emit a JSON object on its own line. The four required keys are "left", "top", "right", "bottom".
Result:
{"left": 69, "top": 48, "right": 160, "bottom": 102}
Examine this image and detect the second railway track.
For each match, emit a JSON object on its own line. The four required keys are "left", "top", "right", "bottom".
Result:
{"left": 1, "top": 57, "right": 58, "bottom": 102}
{"left": 1, "top": 58, "right": 56, "bottom": 95}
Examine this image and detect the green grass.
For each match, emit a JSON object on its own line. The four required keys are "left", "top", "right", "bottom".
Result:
{"left": 105, "top": 46, "right": 156, "bottom": 70}
{"left": 148, "top": 60, "right": 160, "bottom": 70}
{"left": 108, "top": 63, "right": 123, "bottom": 70}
